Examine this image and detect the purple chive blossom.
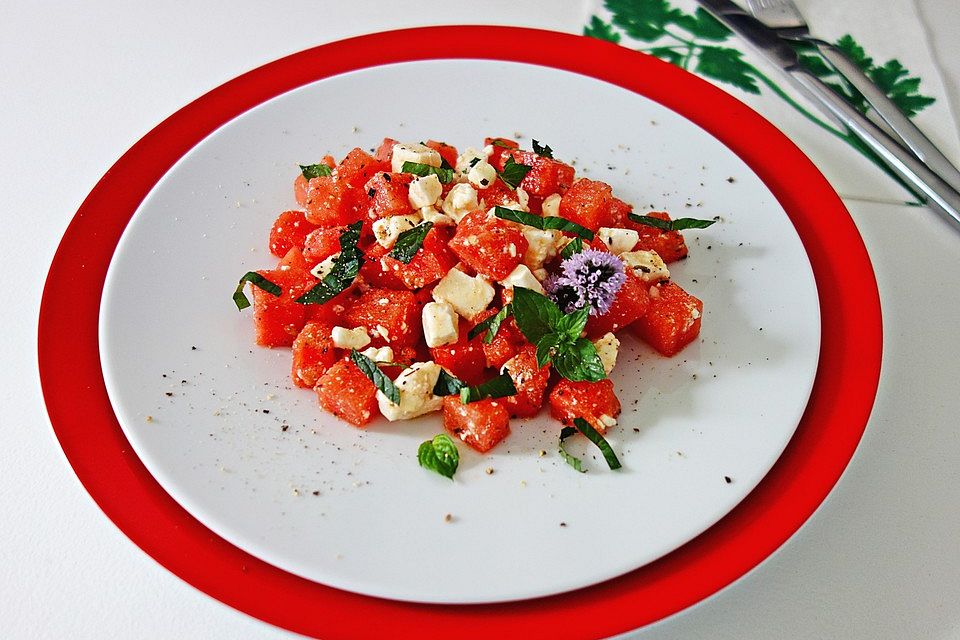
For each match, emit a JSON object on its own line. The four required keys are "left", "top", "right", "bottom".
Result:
{"left": 545, "top": 248, "right": 625, "bottom": 316}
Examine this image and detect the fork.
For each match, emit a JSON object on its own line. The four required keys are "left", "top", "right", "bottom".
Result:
{"left": 746, "top": 0, "right": 960, "bottom": 192}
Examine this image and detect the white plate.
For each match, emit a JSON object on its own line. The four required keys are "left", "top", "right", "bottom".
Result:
{"left": 99, "top": 60, "right": 820, "bottom": 604}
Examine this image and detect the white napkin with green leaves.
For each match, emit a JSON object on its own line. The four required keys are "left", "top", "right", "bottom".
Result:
{"left": 583, "top": 0, "right": 960, "bottom": 204}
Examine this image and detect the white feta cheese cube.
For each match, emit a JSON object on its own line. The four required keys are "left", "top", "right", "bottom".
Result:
{"left": 432, "top": 268, "right": 495, "bottom": 319}
{"left": 621, "top": 250, "right": 670, "bottom": 282}
{"left": 499, "top": 264, "right": 545, "bottom": 294}
{"left": 599, "top": 414, "right": 618, "bottom": 428}
{"left": 592, "top": 332, "right": 620, "bottom": 375}
{"left": 467, "top": 160, "right": 497, "bottom": 190}
{"left": 441, "top": 183, "right": 479, "bottom": 222}
{"left": 330, "top": 326, "right": 371, "bottom": 350}
{"left": 376, "top": 361, "right": 444, "bottom": 421}
{"left": 541, "top": 193, "right": 562, "bottom": 217}
{"left": 310, "top": 252, "right": 339, "bottom": 279}
{"left": 422, "top": 302, "right": 460, "bottom": 348}
{"left": 361, "top": 346, "right": 394, "bottom": 363}
{"left": 455, "top": 146, "right": 490, "bottom": 173}
{"left": 598, "top": 227, "right": 640, "bottom": 255}
{"left": 419, "top": 206, "right": 455, "bottom": 226}
{"left": 521, "top": 227, "right": 562, "bottom": 271}
{"left": 391, "top": 142, "right": 442, "bottom": 173}
{"left": 407, "top": 173, "right": 443, "bottom": 209}
{"left": 372, "top": 213, "right": 421, "bottom": 249}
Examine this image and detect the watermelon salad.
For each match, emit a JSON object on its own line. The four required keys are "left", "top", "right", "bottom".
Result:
{"left": 234, "top": 137, "right": 713, "bottom": 475}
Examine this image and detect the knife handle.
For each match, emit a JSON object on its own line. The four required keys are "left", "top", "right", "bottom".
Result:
{"left": 812, "top": 40, "right": 960, "bottom": 193}
{"left": 789, "top": 68, "right": 960, "bottom": 229}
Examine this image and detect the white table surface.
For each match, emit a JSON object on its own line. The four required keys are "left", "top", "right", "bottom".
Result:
{"left": 3, "top": 2, "right": 960, "bottom": 638}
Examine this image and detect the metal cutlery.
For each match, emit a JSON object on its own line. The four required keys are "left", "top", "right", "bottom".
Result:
{"left": 694, "top": 0, "right": 960, "bottom": 229}
{"left": 746, "top": 0, "right": 960, "bottom": 192}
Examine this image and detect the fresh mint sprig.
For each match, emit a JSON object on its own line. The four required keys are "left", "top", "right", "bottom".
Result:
{"left": 511, "top": 287, "right": 606, "bottom": 382}
{"left": 418, "top": 434, "right": 459, "bottom": 480}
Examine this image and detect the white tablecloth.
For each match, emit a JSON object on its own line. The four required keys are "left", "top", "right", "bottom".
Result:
{"left": 3, "top": 2, "right": 960, "bottom": 638}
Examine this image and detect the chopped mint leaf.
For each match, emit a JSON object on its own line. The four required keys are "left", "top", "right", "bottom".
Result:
{"left": 467, "top": 305, "right": 512, "bottom": 343}
{"left": 560, "top": 237, "right": 584, "bottom": 259}
{"left": 532, "top": 139, "right": 554, "bottom": 158}
{"left": 628, "top": 213, "right": 716, "bottom": 231}
{"left": 350, "top": 349, "right": 400, "bottom": 405}
{"left": 389, "top": 222, "right": 433, "bottom": 264}
{"left": 494, "top": 206, "right": 594, "bottom": 239}
{"left": 558, "top": 426, "right": 586, "bottom": 472}
{"left": 401, "top": 160, "right": 454, "bottom": 184}
{"left": 233, "top": 272, "right": 281, "bottom": 311}
{"left": 573, "top": 417, "right": 622, "bottom": 470}
{"left": 433, "top": 369, "right": 466, "bottom": 397}
{"left": 459, "top": 373, "right": 517, "bottom": 404}
{"left": 299, "top": 163, "right": 333, "bottom": 179}
{"left": 295, "top": 221, "right": 363, "bottom": 305}
{"left": 498, "top": 156, "right": 532, "bottom": 189}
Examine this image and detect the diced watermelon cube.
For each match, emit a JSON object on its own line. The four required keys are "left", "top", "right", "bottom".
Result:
{"left": 484, "top": 137, "right": 519, "bottom": 171}
{"left": 315, "top": 360, "right": 379, "bottom": 427}
{"left": 631, "top": 281, "right": 703, "bottom": 356}
{"left": 252, "top": 266, "right": 315, "bottom": 347}
{"left": 425, "top": 140, "right": 458, "bottom": 168}
{"left": 509, "top": 150, "right": 576, "bottom": 197}
{"left": 269, "top": 210, "right": 319, "bottom": 258}
{"left": 302, "top": 225, "right": 348, "bottom": 268}
{"left": 586, "top": 269, "right": 651, "bottom": 337}
{"left": 430, "top": 321, "right": 488, "bottom": 386}
{"left": 336, "top": 148, "right": 388, "bottom": 189}
{"left": 449, "top": 209, "right": 527, "bottom": 280}
{"left": 470, "top": 310, "right": 528, "bottom": 369}
{"left": 623, "top": 211, "right": 689, "bottom": 262}
{"left": 291, "top": 322, "right": 338, "bottom": 388}
{"left": 377, "top": 225, "right": 458, "bottom": 289}
{"left": 303, "top": 176, "right": 364, "bottom": 227}
{"left": 342, "top": 288, "right": 421, "bottom": 347}
{"left": 364, "top": 172, "right": 414, "bottom": 220}
{"left": 558, "top": 178, "right": 618, "bottom": 231}
{"left": 375, "top": 138, "right": 398, "bottom": 163}
{"left": 501, "top": 346, "right": 551, "bottom": 418}
{"left": 548, "top": 378, "right": 622, "bottom": 434}
{"left": 443, "top": 396, "right": 511, "bottom": 453}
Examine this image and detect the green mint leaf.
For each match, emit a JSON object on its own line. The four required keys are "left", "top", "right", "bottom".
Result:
{"left": 299, "top": 163, "right": 333, "bottom": 179}
{"left": 494, "top": 207, "right": 594, "bottom": 240}
{"left": 511, "top": 286, "right": 563, "bottom": 345}
{"left": 459, "top": 373, "right": 517, "bottom": 404}
{"left": 439, "top": 156, "right": 455, "bottom": 171}
{"left": 695, "top": 46, "right": 760, "bottom": 95}
{"left": 628, "top": 213, "right": 716, "bottom": 231}
{"left": 433, "top": 369, "right": 466, "bottom": 397}
{"left": 233, "top": 271, "right": 281, "bottom": 311}
{"left": 560, "top": 237, "right": 584, "bottom": 259}
{"left": 490, "top": 139, "right": 514, "bottom": 148}
{"left": 418, "top": 433, "right": 459, "bottom": 480}
{"left": 558, "top": 426, "right": 586, "bottom": 473}
{"left": 389, "top": 222, "right": 433, "bottom": 264}
{"left": 583, "top": 15, "right": 621, "bottom": 43}
{"left": 350, "top": 349, "right": 400, "bottom": 405}
{"left": 295, "top": 221, "right": 363, "bottom": 304}
{"left": 531, "top": 139, "right": 554, "bottom": 158}
{"left": 573, "top": 417, "right": 622, "bottom": 470}
{"left": 555, "top": 307, "right": 589, "bottom": 340}
{"left": 535, "top": 333, "right": 562, "bottom": 368}
{"left": 400, "top": 161, "right": 454, "bottom": 184}
{"left": 552, "top": 338, "right": 607, "bottom": 382}
{"left": 498, "top": 156, "right": 532, "bottom": 189}
{"left": 467, "top": 304, "right": 512, "bottom": 343}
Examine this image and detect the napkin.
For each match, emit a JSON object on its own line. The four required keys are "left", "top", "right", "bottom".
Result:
{"left": 583, "top": 0, "right": 960, "bottom": 204}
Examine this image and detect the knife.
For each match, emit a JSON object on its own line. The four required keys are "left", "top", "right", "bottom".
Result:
{"left": 695, "top": 0, "right": 960, "bottom": 230}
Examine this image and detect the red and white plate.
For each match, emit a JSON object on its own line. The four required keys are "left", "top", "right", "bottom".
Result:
{"left": 40, "top": 27, "right": 881, "bottom": 639}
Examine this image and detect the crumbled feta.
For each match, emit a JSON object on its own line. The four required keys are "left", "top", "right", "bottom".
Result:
{"left": 533, "top": 267, "right": 548, "bottom": 281}
{"left": 599, "top": 414, "right": 618, "bottom": 428}
{"left": 361, "top": 346, "right": 394, "bottom": 363}
{"left": 331, "top": 326, "right": 370, "bottom": 350}
{"left": 621, "top": 250, "right": 670, "bottom": 282}
{"left": 391, "top": 142, "right": 441, "bottom": 173}
{"left": 541, "top": 193, "right": 562, "bottom": 217}
{"left": 422, "top": 302, "right": 460, "bottom": 348}
{"left": 372, "top": 213, "right": 421, "bottom": 249}
{"left": 407, "top": 173, "right": 443, "bottom": 209}
{"left": 376, "top": 361, "right": 444, "bottom": 421}
{"left": 593, "top": 332, "right": 620, "bottom": 375}
{"left": 432, "top": 268, "right": 495, "bottom": 319}
{"left": 455, "top": 146, "right": 490, "bottom": 173}
{"left": 310, "top": 252, "right": 340, "bottom": 279}
{"left": 419, "top": 206, "right": 455, "bottom": 226}
{"left": 521, "top": 227, "right": 562, "bottom": 271}
{"left": 441, "top": 183, "right": 479, "bottom": 222}
{"left": 597, "top": 227, "right": 640, "bottom": 255}
{"left": 467, "top": 160, "right": 497, "bottom": 190}
{"left": 499, "top": 264, "right": 545, "bottom": 294}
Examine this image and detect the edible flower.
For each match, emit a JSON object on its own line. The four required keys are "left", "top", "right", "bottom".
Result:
{"left": 545, "top": 248, "right": 625, "bottom": 316}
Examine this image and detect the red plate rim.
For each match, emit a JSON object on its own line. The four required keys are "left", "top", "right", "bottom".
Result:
{"left": 38, "top": 26, "right": 881, "bottom": 639}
